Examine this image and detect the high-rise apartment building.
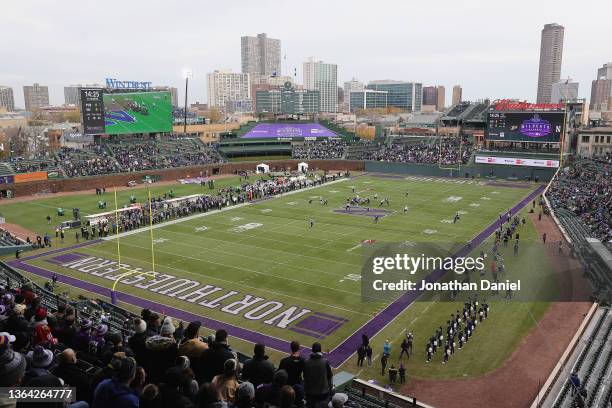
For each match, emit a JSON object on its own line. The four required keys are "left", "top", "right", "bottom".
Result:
{"left": 349, "top": 89, "right": 388, "bottom": 112}
{"left": 436, "top": 85, "right": 445, "bottom": 111}
{"left": 343, "top": 79, "right": 364, "bottom": 112}
{"left": 590, "top": 79, "right": 612, "bottom": 110}
{"left": 536, "top": 23, "right": 564, "bottom": 103}
{"left": 23, "top": 83, "right": 50, "bottom": 111}
{"left": 366, "top": 80, "right": 422, "bottom": 111}
{"left": 452, "top": 85, "right": 462, "bottom": 106}
{"left": 206, "top": 70, "right": 250, "bottom": 110}
{"left": 241, "top": 33, "right": 281, "bottom": 77}
{"left": 597, "top": 62, "right": 612, "bottom": 80}
{"left": 0, "top": 86, "right": 15, "bottom": 112}
{"left": 551, "top": 78, "right": 579, "bottom": 103}
{"left": 422, "top": 86, "right": 438, "bottom": 107}
{"left": 64, "top": 85, "right": 81, "bottom": 106}
{"left": 303, "top": 58, "right": 338, "bottom": 113}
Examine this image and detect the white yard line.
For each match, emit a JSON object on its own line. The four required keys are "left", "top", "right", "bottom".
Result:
{"left": 103, "top": 177, "right": 350, "bottom": 240}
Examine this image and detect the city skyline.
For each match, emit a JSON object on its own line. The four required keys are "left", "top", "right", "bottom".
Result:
{"left": 2, "top": 0, "right": 610, "bottom": 109}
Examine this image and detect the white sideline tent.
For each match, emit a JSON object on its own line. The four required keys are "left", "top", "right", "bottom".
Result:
{"left": 256, "top": 163, "right": 270, "bottom": 174}
{"left": 298, "top": 162, "right": 308, "bottom": 173}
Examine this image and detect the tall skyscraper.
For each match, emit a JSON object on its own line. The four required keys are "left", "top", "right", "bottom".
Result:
{"left": 536, "top": 23, "right": 564, "bottom": 103}
{"left": 206, "top": 70, "right": 250, "bottom": 110}
{"left": 597, "top": 62, "right": 612, "bottom": 80}
{"left": 343, "top": 79, "right": 364, "bottom": 111}
{"left": 422, "top": 86, "right": 438, "bottom": 106}
{"left": 590, "top": 79, "right": 611, "bottom": 110}
{"left": 241, "top": 33, "right": 281, "bottom": 77}
{"left": 452, "top": 85, "right": 462, "bottom": 105}
{"left": 23, "top": 83, "right": 49, "bottom": 111}
{"left": 64, "top": 85, "right": 81, "bottom": 106}
{"left": 366, "top": 80, "right": 422, "bottom": 111}
{"left": 0, "top": 86, "right": 15, "bottom": 112}
{"left": 551, "top": 78, "right": 579, "bottom": 103}
{"left": 303, "top": 58, "right": 338, "bottom": 113}
{"left": 436, "top": 85, "right": 446, "bottom": 111}
{"left": 590, "top": 62, "right": 612, "bottom": 110}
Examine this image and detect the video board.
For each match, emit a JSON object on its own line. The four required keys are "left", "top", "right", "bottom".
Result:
{"left": 486, "top": 111, "right": 564, "bottom": 143}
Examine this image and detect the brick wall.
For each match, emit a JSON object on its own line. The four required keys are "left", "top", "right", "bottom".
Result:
{"left": 8, "top": 160, "right": 365, "bottom": 197}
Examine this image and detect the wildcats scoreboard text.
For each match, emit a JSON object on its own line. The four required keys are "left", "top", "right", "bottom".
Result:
{"left": 486, "top": 111, "right": 565, "bottom": 143}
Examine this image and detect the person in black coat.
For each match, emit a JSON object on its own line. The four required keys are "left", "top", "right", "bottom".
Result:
{"left": 197, "top": 329, "right": 236, "bottom": 384}
{"left": 242, "top": 343, "right": 275, "bottom": 389}
{"left": 127, "top": 318, "right": 148, "bottom": 364}
{"left": 278, "top": 341, "right": 305, "bottom": 386}
{"left": 52, "top": 348, "right": 92, "bottom": 403}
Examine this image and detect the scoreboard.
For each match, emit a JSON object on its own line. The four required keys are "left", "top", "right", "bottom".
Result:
{"left": 80, "top": 88, "right": 105, "bottom": 135}
{"left": 486, "top": 111, "right": 565, "bottom": 143}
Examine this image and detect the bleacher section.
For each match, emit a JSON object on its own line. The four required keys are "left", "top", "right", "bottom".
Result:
{"left": 549, "top": 307, "right": 612, "bottom": 408}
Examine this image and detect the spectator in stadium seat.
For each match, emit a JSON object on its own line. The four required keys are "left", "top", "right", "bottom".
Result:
{"left": 158, "top": 366, "right": 195, "bottom": 408}
{"left": 256, "top": 368, "right": 288, "bottom": 407}
{"left": 303, "top": 342, "right": 333, "bottom": 406}
{"left": 30, "top": 308, "right": 57, "bottom": 347}
{"left": 92, "top": 356, "right": 139, "bottom": 408}
{"left": 144, "top": 317, "right": 178, "bottom": 384}
{"left": 279, "top": 385, "right": 297, "bottom": 408}
{"left": 5, "top": 304, "right": 30, "bottom": 350}
{"left": 0, "top": 335, "right": 27, "bottom": 389}
{"left": 242, "top": 343, "right": 275, "bottom": 389}
{"left": 198, "top": 329, "right": 236, "bottom": 384}
{"left": 178, "top": 321, "right": 208, "bottom": 360}
{"left": 128, "top": 318, "right": 148, "bottom": 364}
{"left": 73, "top": 319, "right": 93, "bottom": 352}
{"left": 24, "top": 344, "right": 55, "bottom": 382}
{"left": 53, "top": 348, "right": 93, "bottom": 402}
{"left": 234, "top": 382, "right": 255, "bottom": 408}
{"left": 196, "top": 382, "right": 228, "bottom": 408}
{"left": 140, "top": 383, "right": 162, "bottom": 408}
{"left": 212, "top": 358, "right": 239, "bottom": 403}
{"left": 279, "top": 340, "right": 305, "bottom": 386}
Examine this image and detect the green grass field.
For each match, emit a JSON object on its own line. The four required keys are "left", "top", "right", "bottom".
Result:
{"left": 103, "top": 91, "right": 173, "bottom": 135}
{"left": 2, "top": 174, "right": 558, "bottom": 385}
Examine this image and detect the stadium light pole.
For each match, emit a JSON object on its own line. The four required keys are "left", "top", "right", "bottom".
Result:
{"left": 183, "top": 71, "right": 193, "bottom": 135}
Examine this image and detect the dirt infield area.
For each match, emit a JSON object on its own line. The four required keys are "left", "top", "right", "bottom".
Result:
{"left": 401, "top": 213, "right": 593, "bottom": 408}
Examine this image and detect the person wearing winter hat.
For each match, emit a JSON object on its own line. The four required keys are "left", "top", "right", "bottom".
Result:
{"left": 256, "top": 368, "right": 289, "bottom": 407}
{"left": 73, "top": 319, "right": 92, "bottom": 352}
{"left": 0, "top": 343, "right": 27, "bottom": 387}
{"left": 144, "top": 318, "right": 178, "bottom": 384}
{"left": 92, "top": 356, "right": 139, "bottom": 408}
{"left": 212, "top": 358, "right": 239, "bottom": 403}
{"left": 31, "top": 308, "right": 57, "bottom": 348}
{"left": 329, "top": 393, "right": 349, "bottom": 408}
{"left": 128, "top": 318, "right": 148, "bottom": 364}
{"left": 235, "top": 382, "right": 255, "bottom": 408}
{"left": 160, "top": 316, "right": 175, "bottom": 336}
{"left": 26, "top": 345, "right": 55, "bottom": 370}
{"left": 157, "top": 367, "right": 193, "bottom": 408}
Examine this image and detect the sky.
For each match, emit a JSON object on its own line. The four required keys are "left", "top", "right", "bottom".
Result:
{"left": 2, "top": 0, "right": 611, "bottom": 109}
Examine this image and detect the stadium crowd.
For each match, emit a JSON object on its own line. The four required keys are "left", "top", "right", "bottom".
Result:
{"left": 355, "top": 138, "right": 472, "bottom": 165}
{"left": 87, "top": 175, "right": 338, "bottom": 235}
{"left": 0, "top": 281, "right": 347, "bottom": 408}
{"left": 56, "top": 147, "right": 122, "bottom": 178}
{"left": 292, "top": 140, "right": 347, "bottom": 160}
{"left": 109, "top": 142, "right": 224, "bottom": 172}
{"left": 547, "top": 155, "right": 612, "bottom": 245}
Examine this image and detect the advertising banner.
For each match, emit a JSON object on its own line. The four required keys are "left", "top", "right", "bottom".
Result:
{"left": 475, "top": 155, "right": 559, "bottom": 168}
{"left": 14, "top": 172, "right": 48, "bottom": 183}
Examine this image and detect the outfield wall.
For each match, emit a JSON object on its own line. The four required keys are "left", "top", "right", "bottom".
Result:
{"left": 7, "top": 160, "right": 365, "bottom": 197}
{"left": 365, "top": 161, "right": 557, "bottom": 181}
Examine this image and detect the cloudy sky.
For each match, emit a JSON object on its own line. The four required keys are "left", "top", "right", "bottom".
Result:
{"left": 2, "top": 0, "right": 610, "bottom": 109}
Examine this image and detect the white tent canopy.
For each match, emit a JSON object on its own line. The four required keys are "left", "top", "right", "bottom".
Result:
{"left": 298, "top": 162, "right": 308, "bottom": 173}
{"left": 256, "top": 163, "right": 270, "bottom": 174}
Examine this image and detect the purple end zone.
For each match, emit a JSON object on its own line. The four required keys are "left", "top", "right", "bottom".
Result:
{"left": 46, "top": 252, "right": 88, "bottom": 265}
{"left": 333, "top": 207, "right": 393, "bottom": 218}
{"left": 242, "top": 123, "right": 336, "bottom": 139}
{"left": 7, "top": 183, "right": 544, "bottom": 367}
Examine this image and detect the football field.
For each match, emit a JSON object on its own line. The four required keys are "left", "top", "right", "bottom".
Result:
{"left": 5, "top": 174, "right": 555, "bottom": 379}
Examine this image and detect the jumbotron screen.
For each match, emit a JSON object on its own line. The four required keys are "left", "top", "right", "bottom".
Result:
{"left": 102, "top": 91, "right": 173, "bottom": 135}
{"left": 486, "top": 111, "right": 565, "bottom": 143}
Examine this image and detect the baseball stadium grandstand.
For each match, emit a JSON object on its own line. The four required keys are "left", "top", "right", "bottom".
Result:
{"left": 0, "top": 108, "right": 610, "bottom": 408}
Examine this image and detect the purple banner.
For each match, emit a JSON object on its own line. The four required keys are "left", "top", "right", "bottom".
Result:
{"left": 242, "top": 123, "right": 336, "bottom": 139}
